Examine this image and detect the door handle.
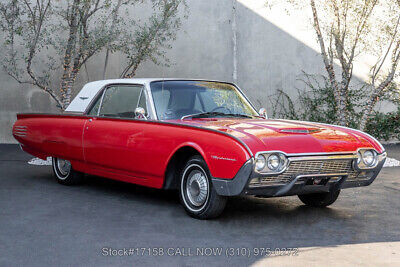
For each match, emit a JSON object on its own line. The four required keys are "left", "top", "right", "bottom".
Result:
{"left": 89, "top": 119, "right": 93, "bottom": 122}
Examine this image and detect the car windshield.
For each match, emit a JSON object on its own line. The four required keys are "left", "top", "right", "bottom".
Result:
{"left": 150, "top": 80, "right": 258, "bottom": 120}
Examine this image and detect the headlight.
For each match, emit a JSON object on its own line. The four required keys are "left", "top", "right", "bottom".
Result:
{"left": 267, "top": 154, "right": 280, "bottom": 171}
{"left": 362, "top": 150, "right": 376, "bottom": 166}
{"left": 255, "top": 154, "right": 266, "bottom": 171}
{"left": 356, "top": 149, "right": 378, "bottom": 169}
{"left": 255, "top": 152, "right": 288, "bottom": 173}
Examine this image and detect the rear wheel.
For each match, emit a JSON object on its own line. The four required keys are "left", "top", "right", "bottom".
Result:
{"left": 52, "top": 157, "right": 84, "bottom": 185}
{"left": 298, "top": 189, "right": 340, "bottom": 207}
{"left": 179, "top": 155, "right": 227, "bottom": 219}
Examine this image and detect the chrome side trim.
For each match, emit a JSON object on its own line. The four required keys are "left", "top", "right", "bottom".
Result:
{"left": 13, "top": 126, "right": 28, "bottom": 137}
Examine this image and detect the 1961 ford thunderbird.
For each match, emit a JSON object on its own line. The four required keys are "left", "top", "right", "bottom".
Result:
{"left": 13, "top": 79, "right": 387, "bottom": 219}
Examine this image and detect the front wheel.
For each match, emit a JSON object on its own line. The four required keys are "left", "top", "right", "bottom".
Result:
{"left": 52, "top": 157, "right": 84, "bottom": 185}
{"left": 179, "top": 155, "right": 227, "bottom": 219}
{"left": 298, "top": 189, "right": 340, "bottom": 207}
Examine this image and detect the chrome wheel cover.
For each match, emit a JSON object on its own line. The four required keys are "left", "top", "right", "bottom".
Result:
{"left": 186, "top": 169, "right": 209, "bottom": 207}
{"left": 56, "top": 158, "right": 71, "bottom": 177}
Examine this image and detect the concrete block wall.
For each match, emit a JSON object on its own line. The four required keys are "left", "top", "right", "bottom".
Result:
{"left": 0, "top": 0, "right": 334, "bottom": 143}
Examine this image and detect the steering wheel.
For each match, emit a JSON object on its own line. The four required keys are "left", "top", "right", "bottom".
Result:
{"left": 211, "top": 106, "right": 232, "bottom": 113}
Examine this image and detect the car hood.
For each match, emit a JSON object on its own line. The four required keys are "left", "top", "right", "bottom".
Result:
{"left": 173, "top": 118, "right": 383, "bottom": 155}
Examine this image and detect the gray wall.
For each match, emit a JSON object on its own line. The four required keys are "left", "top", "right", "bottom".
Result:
{"left": 0, "top": 0, "right": 328, "bottom": 143}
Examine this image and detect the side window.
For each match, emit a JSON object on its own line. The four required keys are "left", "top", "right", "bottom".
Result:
{"left": 98, "top": 85, "right": 144, "bottom": 118}
{"left": 88, "top": 95, "right": 102, "bottom": 116}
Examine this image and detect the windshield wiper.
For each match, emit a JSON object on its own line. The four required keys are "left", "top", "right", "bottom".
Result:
{"left": 223, "top": 113, "right": 253, "bottom": 118}
{"left": 181, "top": 112, "right": 253, "bottom": 120}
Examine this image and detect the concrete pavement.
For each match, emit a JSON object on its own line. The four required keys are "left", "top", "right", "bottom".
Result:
{"left": 0, "top": 144, "right": 399, "bottom": 266}
{"left": 253, "top": 242, "right": 400, "bottom": 266}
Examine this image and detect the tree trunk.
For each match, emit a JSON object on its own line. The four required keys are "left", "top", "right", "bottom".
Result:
{"left": 337, "top": 79, "right": 349, "bottom": 126}
{"left": 310, "top": 0, "right": 344, "bottom": 125}
{"left": 60, "top": 0, "right": 80, "bottom": 109}
{"left": 359, "top": 44, "right": 400, "bottom": 131}
{"left": 359, "top": 93, "right": 378, "bottom": 131}
{"left": 103, "top": 0, "right": 123, "bottom": 79}
{"left": 102, "top": 49, "right": 110, "bottom": 79}
{"left": 125, "top": 62, "right": 140, "bottom": 78}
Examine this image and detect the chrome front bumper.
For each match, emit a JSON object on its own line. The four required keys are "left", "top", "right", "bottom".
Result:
{"left": 212, "top": 152, "right": 387, "bottom": 197}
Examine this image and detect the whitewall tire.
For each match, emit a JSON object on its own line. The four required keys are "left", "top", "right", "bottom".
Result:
{"left": 52, "top": 157, "right": 84, "bottom": 185}
{"left": 179, "top": 155, "right": 227, "bottom": 219}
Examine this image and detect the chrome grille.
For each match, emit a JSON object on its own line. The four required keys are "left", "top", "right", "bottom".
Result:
{"left": 253, "top": 159, "right": 356, "bottom": 186}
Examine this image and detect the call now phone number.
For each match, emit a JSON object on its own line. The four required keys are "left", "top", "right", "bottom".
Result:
{"left": 226, "top": 247, "right": 299, "bottom": 257}
{"left": 102, "top": 247, "right": 299, "bottom": 257}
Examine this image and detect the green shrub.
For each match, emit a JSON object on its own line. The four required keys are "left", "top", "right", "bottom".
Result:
{"left": 269, "top": 73, "right": 400, "bottom": 141}
{"left": 365, "top": 108, "right": 400, "bottom": 141}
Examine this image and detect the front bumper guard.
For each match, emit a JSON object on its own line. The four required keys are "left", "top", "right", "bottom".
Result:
{"left": 212, "top": 154, "right": 386, "bottom": 197}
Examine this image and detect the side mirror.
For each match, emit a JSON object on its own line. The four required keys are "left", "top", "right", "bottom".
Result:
{"left": 258, "top": 108, "right": 267, "bottom": 119}
{"left": 135, "top": 107, "right": 147, "bottom": 120}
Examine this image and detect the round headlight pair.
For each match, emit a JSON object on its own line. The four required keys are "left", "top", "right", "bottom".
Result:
{"left": 255, "top": 153, "right": 287, "bottom": 173}
{"left": 357, "top": 149, "right": 378, "bottom": 168}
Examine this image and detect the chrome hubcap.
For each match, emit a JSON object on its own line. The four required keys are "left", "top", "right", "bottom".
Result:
{"left": 57, "top": 159, "right": 71, "bottom": 177}
{"left": 186, "top": 170, "right": 208, "bottom": 207}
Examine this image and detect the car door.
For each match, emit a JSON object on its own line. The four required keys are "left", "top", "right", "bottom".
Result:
{"left": 83, "top": 84, "right": 148, "bottom": 182}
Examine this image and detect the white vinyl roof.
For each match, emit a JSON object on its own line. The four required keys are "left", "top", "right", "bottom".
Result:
{"left": 65, "top": 78, "right": 185, "bottom": 113}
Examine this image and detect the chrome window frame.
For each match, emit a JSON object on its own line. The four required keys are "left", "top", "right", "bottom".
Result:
{"left": 96, "top": 89, "right": 106, "bottom": 116}
{"left": 84, "top": 83, "right": 157, "bottom": 120}
{"left": 144, "top": 82, "right": 158, "bottom": 120}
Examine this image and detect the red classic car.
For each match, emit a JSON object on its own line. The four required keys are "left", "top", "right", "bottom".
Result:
{"left": 13, "top": 79, "right": 386, "bottom": 219}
